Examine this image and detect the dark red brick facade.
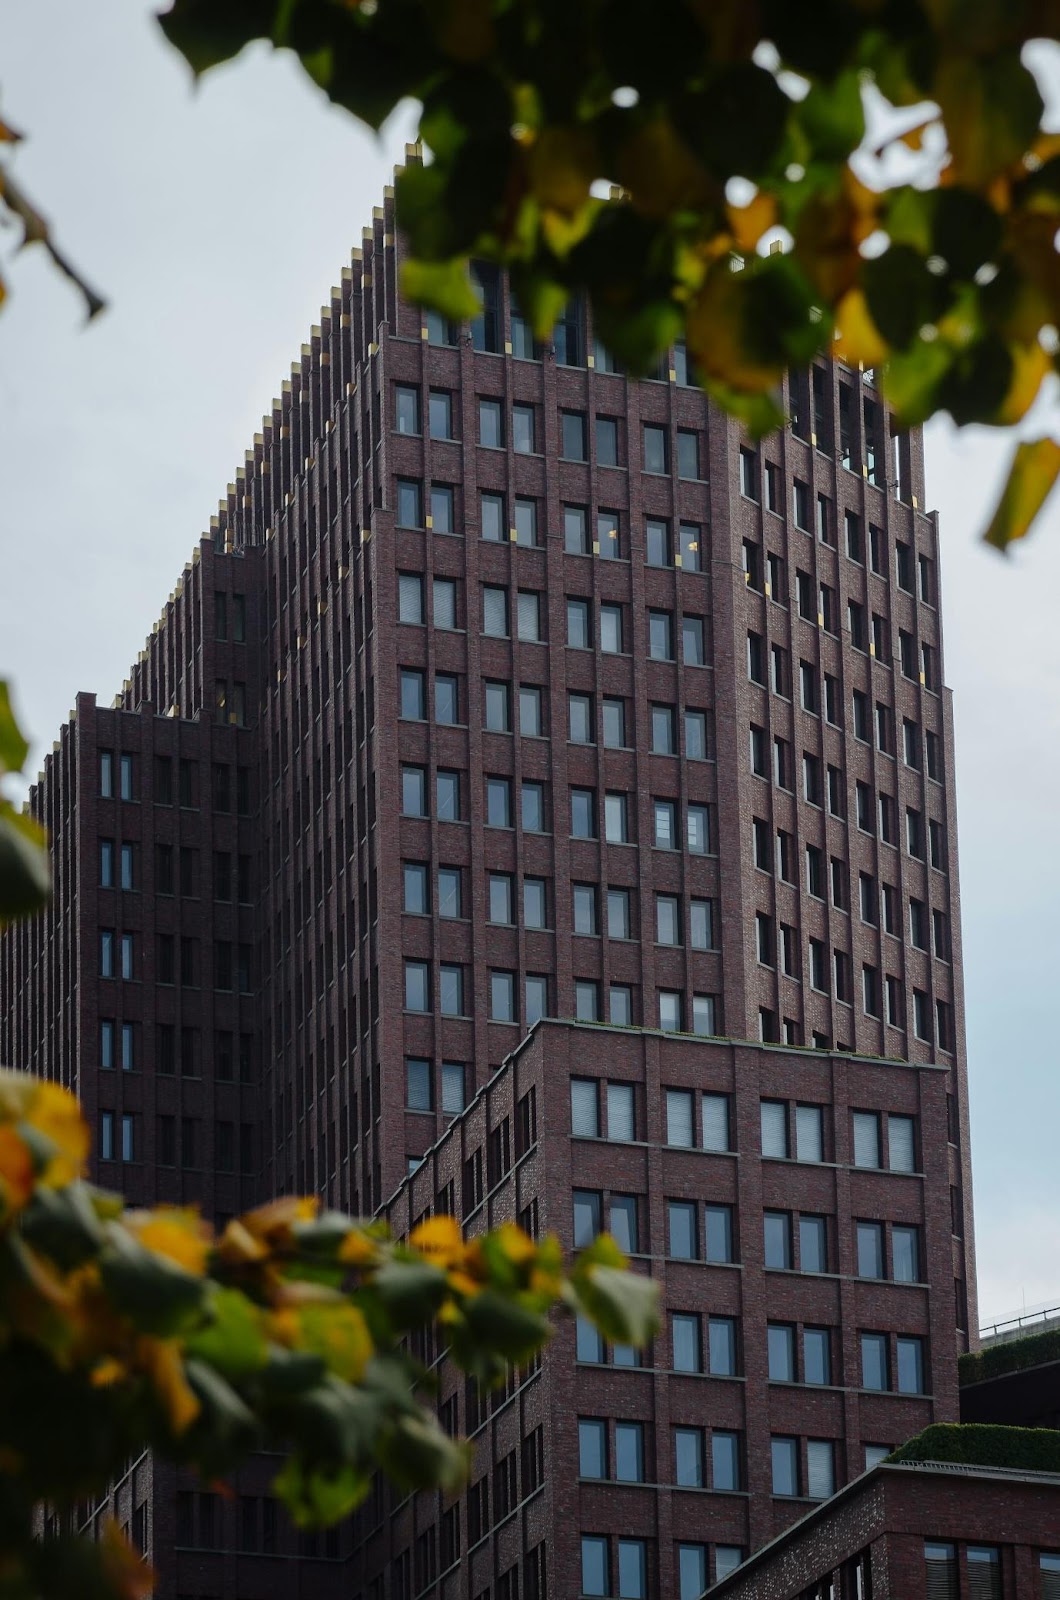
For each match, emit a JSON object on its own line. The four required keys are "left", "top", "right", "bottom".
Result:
{"left": 0, "top": 170, "right": 975, "bottom": 1598}
{"left": 704, "top": 1459, "right": 1060, "bottom": 1599}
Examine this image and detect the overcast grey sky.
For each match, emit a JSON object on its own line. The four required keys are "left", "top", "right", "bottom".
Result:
{"left": 2, "top": 0, "right": 1058, "bottom": 1327}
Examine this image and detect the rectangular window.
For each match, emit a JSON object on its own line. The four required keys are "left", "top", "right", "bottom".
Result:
{"left": 512, "top": 402, "right": 535, "bottom": 454}
{"left": 486, "top": 776, "right": 512, "bottom": 828}
{"left": 771, "top": 1436, "right": 799, "bottom": 1497}
{"left": 705, "top": 1204, "right": 734, "bottom": 1263}
{"left": 491, "top": 969, "right": 516, "bottom": 1022}
{"left": 768, "top": 1323, "right": 795, "bottom": 1381}
{"left": 478, "top": 396, "right": 502, "bottom": 447}
{"left": 643, "top": 423, "right": 668, "bottom": 473}
{"left": 805, "top": 1327, "right": 831, "bottom": 1386}
{"left": 520, "top": 685, "right": 543, "bottom": 737}
{"left": 438, "top": 673, "right": 463, "bottom": 726}
{"left": 569, "top": 692, "right": 595, "bottom": 746}
{"left": 571, "top": 787, "right": 596, "bottom": 839}
{"left": 675, "top": 1427, "right": 704, "bottom": 1487}
{"left": 561, "top": 411, "right": 588, "bottom": 461}
{"left": 800, "top": 1215, "right": 827, "bottom": 1273}
{"left": 521, "top": 779, "right": 545, "bottom": 832}
{"left": 506, "top": 591, "right": 536, "bottom": 648}
{"left": 897, "top": 1335, "right": 925, "bottom": 1394}
{"left": 857, "top": 1220, "right": 885, "bottom": 1279}
{"left": 604, "top": 793, "right": 629, "bottom": 846}
{"left": 740, "top": 447, "right": 759, "bottom": 500}
{"left": 515, "top": 496, "right": 538, "bottom": 546}
{"left": 677, "top": 429, "right": 699, "bottom": 479}
{"left": 484, "top": 680, "right": 510, "bottom": 732}
{"left": 646, "top": 518, "right": 672, "bottom": 566}
{"left": 396, "top": 478, "right": 423, "bottom": 529}
{"left": 406, "top": 1057, "right": 432, "bottom": 1112}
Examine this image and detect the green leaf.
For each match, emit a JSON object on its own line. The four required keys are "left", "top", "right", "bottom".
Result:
{"left": 185, "top": 1287, "right": 269, "bottom": 1379}
{"left": 278, "top": 1373, "right": 382, "bottom": 1464}
{"left": 459, "top": 1290, "right": 552, "bottom": 1361}
{"left": 273, "top": 1456, "right": 369, "bottom": 1528}
{"left": 932, "top": 189, "right": 1002, "bottom": 281}
{"left": 98, "top": 1228, "right": 206, "bottom": 1334}
{"left": 983, "top": 437, "right": 1060, "bottom": 550}
{"left": 183, "top": 1357, "right": 259, "bottom": 1458}
{"left": 881, "top": 338, "right": 954, "bottom": 427}
{"left": 570, "top": 1264, "right": 661, "bottom": 1348}
{"left": 377, "top": 1410, "right": 471, "bottom": 1494}
{"left": 370, "top": 1256, "right": 448, "bottom": 1329}
{"left": 262, "top": 1346, "right": 328, "bottom": 1396}
{"left": 704, "top": 377, "right": 786, "bottom": 440}
{"left": 18, "top": 1181, "right": 103, "bottom": 1271}
{"left": 0, "top": 683, "right": 29, "bottom": 776}
{"left": 796, "top": 69, "right": 866, "bottom": 164}
{"left": 863, "top": 244, "right": 942, "bottom": 351}
{"left": 157, "top": 0, "right": 275, "bottom": 75}
{"left": 937, "top": 332, "right": 1012, "bottom": 426}
{"left": 399, "top": 257, "right": 481, "bottom": 322}
{"left": 934, "top": 50, "right": 1044, "bottom": 187}
{"left": 0, "top": 805, "right": 51, "bottom": 923}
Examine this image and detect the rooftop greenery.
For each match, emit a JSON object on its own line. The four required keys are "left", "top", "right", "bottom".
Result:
{"left": 888, "top": 1423, "right": 1060, "bottom": 1475}
{"left": 959, "top": 1327, "right": 1060, "bottom": 1387}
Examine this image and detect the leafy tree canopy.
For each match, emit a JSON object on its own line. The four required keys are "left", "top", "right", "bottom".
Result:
{"left": 0, "top": 1066, "right": 658, "bottom": 1599}
{"left": 145, "top": 0, "right": 1060, "bottom": 551}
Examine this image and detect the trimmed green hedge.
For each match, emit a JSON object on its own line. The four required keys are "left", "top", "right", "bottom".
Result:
{"left": 959, "top": 1327, "right": 1060, "bottom": 1386}
{"left": 888, "top": 1424, "right": 1060, "bottom": 1474}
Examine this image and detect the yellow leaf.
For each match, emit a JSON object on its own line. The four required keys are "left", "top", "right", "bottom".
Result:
{"left": 446, "top": 1269, "right": 484, "bottom": 1298}
{"left": 727, "top": 190, "right": 776, "bottom": 255}
{"left": 90, "top": 1357, "right": 127, "bottom": 1388}
{"left": 996, "top": 340, "right": 1050, "bottom": 424}
{"left": 617, "top": 118, "right": 716, "bottom": 220}
{"left": 685, "top": 262, "right": 782, "bottom": 393}
{"left": 491, "top": 1221, "right": 537, "bottom": 1269}
{"left": 28, "top": 1080, "right": 88, "bottom": 1184}
{"left": 127, "top": 1208, "right": 211, "bottom": 1276}
{"left": 241, "top": 1194, "right": 318, "bottom": 1244}
{"left": 409, "top": 1215, "right": 463, "bottom": 1266}
{"left": 526, "top": 127, "right": 598, "bottom": 217}
{"left": 338, "top": 1226, "right": 380, "bottom": 1267}
{"left": 100, "top": 1518, "right": 155, "bottom": 1600}
{"left": 432, "top": 0, "right": 496, "bottom": 62}
{"left": 833, "top": 287, "right": 889, "bottom": 367}
{"left": 0, "top": 1125, "right": 34, "bottom": 1214}
{"left": 295, "top": 1302, "right": 373, "bottom": 1382}
{"left": 216, "top": 1217, "right": 268, "bottom": 1264}
{"left": 137, "top": 1337, "right": 200, "bottom": 1434}
{"left": 984, "top": 437, "right": 1060, "bottom": 550}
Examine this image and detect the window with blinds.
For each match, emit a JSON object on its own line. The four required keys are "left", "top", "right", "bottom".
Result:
{"left": 761, "top": 1100, "right": 789, "bottom": 1159}
{"left": 570, "top": 1079, "right": 599, "bottom": 1137}
{"left": 967, "top": 1547, "right": 1001, "bottom": 1600}
{"left": 796, "top": 1104, "right": 824, "bottom": 1162}
{"left": 852, "top": 1110, "right": 881, "bottom": 1168}
{"left": 888, "top": 1114, "right": 916, "bottom": 1172}
{"left": 1041, "top": 1553, "right": 1060, "bottom": 1599}
{"left": 482, "top": 585, "right": 509, "bottom": 637}
{"left": 703, "top": 1093, "right": 731, "bottom": 1153}
{"left": 666, "top": 1090, "right": 694, "bottom": 1148}
{"left": 607, "top": 1083, "right": 635, "bottom": 1141}
{"left": 924, "top": 1543, "right": 958, "bottom": 1600}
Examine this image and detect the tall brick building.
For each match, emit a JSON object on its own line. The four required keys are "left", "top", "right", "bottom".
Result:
{"left": 1, "top": 167, "right": 976, "bottom": 1598}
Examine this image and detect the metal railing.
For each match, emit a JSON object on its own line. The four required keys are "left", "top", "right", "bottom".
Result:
{"left": 980, "top": 1304, "right": 1060, "bottom": 1344}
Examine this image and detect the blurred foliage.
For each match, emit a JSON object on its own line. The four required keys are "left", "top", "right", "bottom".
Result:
{"left": 153, "top": 0, "right": 1060, "bottom": 548}
{"left": 0, "top": 684, "right": 50, "bottom": 926}
{"left": 0, "top": 114, "right": 104, "bottom": 321}
{"left": 0, "top": 1069, "right": 658, "bottom": 1598}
